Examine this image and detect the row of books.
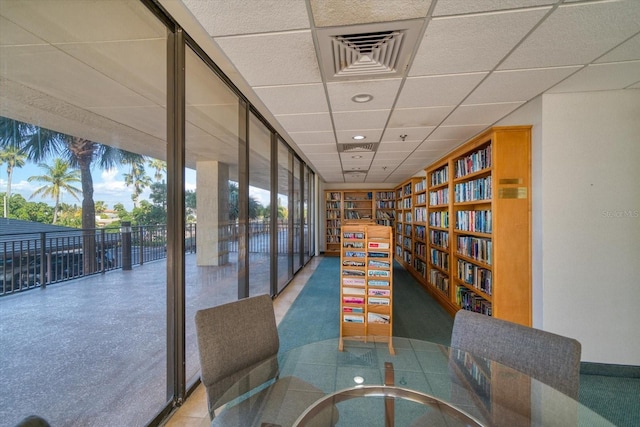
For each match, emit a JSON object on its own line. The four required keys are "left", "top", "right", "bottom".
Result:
{"left": 429, "top": 211, "right": 449, "bottom": 228}
{"left": 457, "top": 260, "right": 492, "bottom": 295}
{"left": 415, "top": 193, "right": 426, "bottom": 205}
{"left": 344, "top": 201, "right": 370, "bottom": 208}
{"left": 414, "top": 259, "right": 426, "bottom": 276}
{"left": 343, "top": 287, "right": 391, "bottom": 297}
{"left": 414, "top": 207, "right": 427, "bottom": 223}
{"left": 430, "top": 230, "right": 449, "bottom": 249}
{"left": 429, "top": 188, "right": 449, "bottom": 205}
{"left": 414, "top": 178, "right": 427, "bottom": 193}
{"left": 326, "top": 192, "right": 341, "bottom": 201}
{"left": 455, "top": 210, "right": 492, "bottom": 233}
{"left": 402, "top": 198, "right": 412, "bottom": 209}
{"left": 454, "top": 176, "right": 492, "bottom": 203}
{"left": 415, "top": 242, "right": 426, "bottom": 258}
{"left": 376, "top": 201, "right": 396, "bottom": 209}
{"left": 343, "top": 296, "right": 390, "bottom": 305}
{"left": 454, "top": 144, "right": 492, "bottom": 178}
{"left": 429, "top": 269, "right": 449, "bottom": 294}
{"left": 326, "top": 202, "right": 341, "bottom": 209}
{"left": 415, "top": 225, "right": 426, "bottom": 240}
{"left": 376, "top": 191, "right": 395, "bottom": 200}
{"left": 430, "top": 165, "right": 449, "bottom": 186}
{"left": 457, "top": 287, "right": 492, "bottom": 316}
{"left": 343, "top": 313, "right": 390, "bottom": 324}
{"left": 457, "top": 236, "right": 492, "bottom": 265}
{"left": 430, "top": 248, "right": 449, "bottom": 269}
{"left": 344, "top": 192, "right": 372, "bottom": 200}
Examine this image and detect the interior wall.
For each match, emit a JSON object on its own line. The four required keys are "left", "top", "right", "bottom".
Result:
{"left": 541, "top": 90, "right": 640, "bottom": 365}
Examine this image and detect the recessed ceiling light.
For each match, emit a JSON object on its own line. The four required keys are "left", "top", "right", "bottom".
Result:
{"left": 352, "top": 135, "right": 366, "bottom": 140}
{"left": 352, "top": 155, "right": 362, "bottom": 159}
{"left": 351, "top": 93, "right": 373, "bottom": 103}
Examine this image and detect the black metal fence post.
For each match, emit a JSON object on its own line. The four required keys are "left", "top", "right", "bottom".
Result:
{"left": 122, "top": 222, "right": 132, "bottom": 271}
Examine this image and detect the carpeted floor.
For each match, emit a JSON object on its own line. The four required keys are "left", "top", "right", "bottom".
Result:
{"left": 278, "top": 256, "right": 640, "bottom": 427}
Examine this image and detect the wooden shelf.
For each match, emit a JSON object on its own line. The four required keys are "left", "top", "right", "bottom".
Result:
{"left": 339, "top": 224, "right": 394, "bottom": 354}
{"left": 423, "top": 126, "right": 531, "bottom": 326}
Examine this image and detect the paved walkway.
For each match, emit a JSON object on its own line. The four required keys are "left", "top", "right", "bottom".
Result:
{"left": 0, "top": 252, "right": 290, "bottom": 427}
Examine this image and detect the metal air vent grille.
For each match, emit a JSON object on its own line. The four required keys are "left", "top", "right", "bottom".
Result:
{"left": 338, "top": 143, "right": 377, "bottom": 152}
{"left": 332, "top": 30, "right": 404, "bottom": 76}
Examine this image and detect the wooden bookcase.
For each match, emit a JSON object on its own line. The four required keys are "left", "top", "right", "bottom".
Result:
{"left": 324, "top": 190, "right": 395, "bottom": 256}
{"left": 339, "top": 224, "right": 394, "bottom": 354}
{"left": 425, "top": 126, "right": 531, "bottom": 326}
{"left": 393, "top": 177, "right": 426, "bottom": 276}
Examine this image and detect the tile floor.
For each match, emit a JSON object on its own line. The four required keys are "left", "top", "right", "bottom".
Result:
{"left": 161, "top": 256, "right": 322, "bottom": 427}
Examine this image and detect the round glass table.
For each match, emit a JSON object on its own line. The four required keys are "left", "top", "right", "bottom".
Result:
{"left": 203, "top": 337, "right": 614, "bottom": 427}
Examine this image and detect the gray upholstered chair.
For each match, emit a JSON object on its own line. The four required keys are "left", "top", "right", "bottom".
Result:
{"left": 450, "top": 310, "right": 582, "bottom": 398}
{"left": 195, "top": 294, "right": 338, "bottom": 426}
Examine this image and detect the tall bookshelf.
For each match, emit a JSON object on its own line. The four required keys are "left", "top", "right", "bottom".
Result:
{"left": 413, "top": 177, "right": 427, "bottom": 280}
{"left": 325, "top": 191, "right": 342, "bottom": 255}
{"left": 394, "top": 177, "right": 425, "bottom": 273}
{"left": 339, "top": 224, "right": 394, "bottom": 354}
{"left": 324, "top": 190, "right": 395, "bottom": 256}
{"left": 425, "top": 126, "right": 531, "bottom": 326}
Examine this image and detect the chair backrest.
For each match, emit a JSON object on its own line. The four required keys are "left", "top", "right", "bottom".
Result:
{"left": 195, "top": 294, "right": 280, "bottom": 418}
{"left": 451, "top": 310, "right": 582, "bottom": 398}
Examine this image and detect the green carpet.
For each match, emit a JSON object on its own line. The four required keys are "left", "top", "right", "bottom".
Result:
{"left": 278, "top": 256, "right": 640, "bottom": 427}
{"left": 277, "top": 257, "right": 453, "bottom": 353}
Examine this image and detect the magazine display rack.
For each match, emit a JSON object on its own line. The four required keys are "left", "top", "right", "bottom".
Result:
{"left": 339, "top": 224, "right": 394, "bottom": 354}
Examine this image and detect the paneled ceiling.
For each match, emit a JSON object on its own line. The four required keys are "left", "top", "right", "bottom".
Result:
{"left": 179, "top": 0, "right": 640, "bottom": 185}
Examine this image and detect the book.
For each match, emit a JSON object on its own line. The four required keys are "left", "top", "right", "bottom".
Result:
{"left": 368, "top": 269, "right": 390, "bottom": 277}
{"left": 368, "top": 313, "right": 390, "bottom": 324}
{"left": 343, "top": 306, "right": 364, "bottom": 313}
{"left": 368, "top": 288, "right": 390, "bottom": 297}
{"left": 368, "top": 297, "right": 390, "bottom": 305}
{"left": 343, "top": 296, "right": 364, "bottom": 304}
{"left": 342, "top": 277, "right": 365, "bottom": 286}
{"left": 343, "top": 287, "right": 366, "bottom": 295}
{"left": 368, "top": 241, "right": 389, "bottom": 249}
{"left": 368, "top": 280, "right": 389, "bottom": 286}
{"left": 344, "top": 314, "right": 364, "bottom": 323}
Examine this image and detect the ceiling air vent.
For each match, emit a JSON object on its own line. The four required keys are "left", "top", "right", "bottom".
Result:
{"left": 338, "top": 142, "right": 377, "bottom": 153}
{"left": 317, "top": 20, "right": 424, "bottom": 81}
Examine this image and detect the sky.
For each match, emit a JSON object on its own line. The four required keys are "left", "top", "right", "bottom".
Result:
{"left": 1, "top": 162, "right": 271, "bottom": 212}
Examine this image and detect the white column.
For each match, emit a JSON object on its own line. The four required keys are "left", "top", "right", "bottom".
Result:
{"left": 196, "top": 160, "right": 229, "bottom": 266}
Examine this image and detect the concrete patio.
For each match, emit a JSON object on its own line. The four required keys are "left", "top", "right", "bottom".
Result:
{"left": 0, "top": 252, "right": 300, "bottom": 427}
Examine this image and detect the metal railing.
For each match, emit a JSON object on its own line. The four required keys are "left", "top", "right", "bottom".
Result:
{"left": 0, "top": 220, "right": 302, "bottom": 296}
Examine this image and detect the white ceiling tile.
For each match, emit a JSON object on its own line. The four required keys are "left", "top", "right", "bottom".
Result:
{"left": 183, "top": 0, "right": 309, "bottom": 36}
{"left": 372, "top": 151, "right": 415, "bottom": 161}
{"left": 397, "top": 73, "right": 487, "bottom": 107}
{"left": 630, "top": 81, "right": 640, "bottom": 89}
{"left": 428, "top": 125, "right": 489, "bottom": 141}
{"left": 596, "top": 33, "right": 640, "bottom": 64}
{"left": 411, "top": 9, "right": 549, "bottom": 75}
{"left": 340, "top": 152, "right": 375, "bottom": 162}
{"left": 326, "top": 79, "right": 402, "bottom": 111}
{"left": 465, "top": 67, "right": 580, "bottom": 104}
{"left": 275, "top": 112, "right": 332, "bottom": 133}
{"left": 309, "top": 0, "right": 432, "bottom": 27}
{"left": 332, "top": 110, "right": 391, "bottom": 131}
{"left": 253, "top": 84, "right": 328, "bottom": 114}
{"left": 335, "top": 129, "right": 384, "bottom": 144}
{"left": 442, "top": 102, "right": 524, "bottom": 126}
{"left": 377, "top": 140, "right": 421, "bottom": 152}
{"left": 387, "top": 107, "right": 453, "bottom": 128}
{"left": 499, "top": 1, "right": 640, "bottom": 70}
{"left": 418, "top": 139, "right": 461, "bottom": 151}
{"left": 381, "top": 127, "right": 434, "bottom": 142}
{"left": 548, "top": 61, "right": 640, "bottom": 93}
{"left": 297, "top": 144, "right": 337, "bottom": 154}
{"left": 288, "top": 131, "right": 336, "bottom": 144}
{"left": 214, "top": 31, "right": 321, "bottom": 86}
{"left": 433, "top": 0, "right": 556, "bottom": 16}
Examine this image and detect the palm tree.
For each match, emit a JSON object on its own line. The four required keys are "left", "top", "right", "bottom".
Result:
{"left": 124, "top": 160, "right": 152, "bottom": 208}
{"left": 28, "top": 158, "right": 81, "bottom": 224}
{"left": 6, "top": 120, "right": 146, "bottom": 273}
{"left": 148, "top": 159, "right": 166, "bottom": 182}
{"left": 0, "top": 145, "right": 27, "bottom": 218}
